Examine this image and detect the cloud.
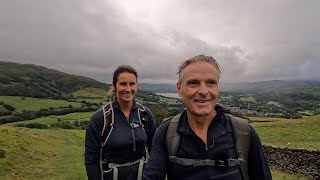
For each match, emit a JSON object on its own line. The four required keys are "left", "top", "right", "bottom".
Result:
{"left": 0, "top": 0, "right": 319, "bottom": 84}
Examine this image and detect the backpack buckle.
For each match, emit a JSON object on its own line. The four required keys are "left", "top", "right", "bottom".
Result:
{"left": 216, "top": 159, "right": 228, "bottom": 168}
{"left": 131, "top": 123, "right": 139, "bottom": 128}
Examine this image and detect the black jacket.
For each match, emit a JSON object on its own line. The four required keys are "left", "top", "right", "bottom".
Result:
{"left": 143, "top": 106, "right": 272, "bottom": 180}
{"left": 85, "top": 100, "right": 157, "bottom": 180}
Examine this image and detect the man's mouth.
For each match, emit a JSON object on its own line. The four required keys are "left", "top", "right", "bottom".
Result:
{"left": 195, "top": 99, "right": 211, "bottom": 103}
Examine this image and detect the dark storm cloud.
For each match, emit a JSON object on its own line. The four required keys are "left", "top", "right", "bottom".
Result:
{"left": 1, "top": 0, "right": 319, "bottom": 83}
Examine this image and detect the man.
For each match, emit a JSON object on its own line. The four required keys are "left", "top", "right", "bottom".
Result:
{"left": 143, "top": 55, "right": 272, "bottom": 179}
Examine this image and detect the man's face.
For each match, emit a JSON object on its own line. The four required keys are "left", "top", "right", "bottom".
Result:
{"left": 176, "top": 61, "right": 219, "bottom": 117}
{"left": 115, "top": 72, "right": 137, "bottom": 104}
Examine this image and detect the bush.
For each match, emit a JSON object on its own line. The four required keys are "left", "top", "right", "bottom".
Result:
{"left": 3, "top": 104, "right": 15, "bottom": 111}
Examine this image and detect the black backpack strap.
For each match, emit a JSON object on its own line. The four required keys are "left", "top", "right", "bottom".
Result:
{"left": 101, "top": 102, "right": 113, "bottom": 146}
{"left": 166, "top": 114, "right": 182, "bottom": 156}
{"left": 227, "top": 114, "right": 250, "bottom": 180}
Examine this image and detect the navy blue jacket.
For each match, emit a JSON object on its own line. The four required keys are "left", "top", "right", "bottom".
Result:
{"left": 85, "top": 100, "right": 157, "bottom": 180}
{"left": 143, "top": 106, "right": 272, "bottom": 180}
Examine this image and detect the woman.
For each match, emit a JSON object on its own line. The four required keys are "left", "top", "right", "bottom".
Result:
{"left": 85, "top": 65, "right": 157, "bottom": 180}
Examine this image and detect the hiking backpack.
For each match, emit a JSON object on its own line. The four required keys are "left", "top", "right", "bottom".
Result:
{"left": 101, "top": 102, "right": 149, "bottom": 145}
{"left": 99, "top": 102, "right": 149, "bottom": 180}
{"left": 166, "top": 113, "right": 250, "bottom": 180}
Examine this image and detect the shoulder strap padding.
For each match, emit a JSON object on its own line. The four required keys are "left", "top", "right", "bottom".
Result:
{"left": 101, "top": 102, "right": 148, "bottom": 144}
{"left": 101, "top": 103, "right": 113, "bottom": 143}
{"left": 227, "top": 114, "right": 250, "bottom": 180}
{"left": 166, "top": 113, "right": 182, "bottom": 156}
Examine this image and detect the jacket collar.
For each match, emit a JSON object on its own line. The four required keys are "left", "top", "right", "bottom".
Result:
{"left": 112, "top": 97, "right": 138, "bottom": 111}
{"left": 176, "top": 105, "right": 225, "bottom": 136}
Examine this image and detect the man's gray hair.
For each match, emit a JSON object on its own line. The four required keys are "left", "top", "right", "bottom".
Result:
{"left": 177, "top": 55, "right": 222, "bottom": 84}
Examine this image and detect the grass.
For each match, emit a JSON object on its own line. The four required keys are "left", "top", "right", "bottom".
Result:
{"left": 72, "top": 87, "right": 106, "bottom": 98}
{"left": 76, "top": 98, "right": 106, "bottom": 104}
{"left": 271, "top": 169, "right": 310, "bottom": 180}
{"left": 266, "top": 101, "right": 282, "bottom": 107}
{"left": 0, "top": 96, "right": 83, "bottom": 113}
{"left": 0, "top": 126, "right": 86, "bottom": 180}
{"left": 0, "top": 122, "right": 313, "bottom": 179}
{"left": 249, "top": 115, "right": 320, "bottom": 150}
{"left": 7, "top": 112, "right": 93, "bottom": 126}
{"left": 298, "top": 110, "right": 314, "bottom": 116}
{"left": 239, "top": 97, "right": 256, "bottom": 102}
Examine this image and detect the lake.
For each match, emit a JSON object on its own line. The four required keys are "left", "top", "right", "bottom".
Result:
{"left": 155, "top": 93, "right": 181, "bottom": 98}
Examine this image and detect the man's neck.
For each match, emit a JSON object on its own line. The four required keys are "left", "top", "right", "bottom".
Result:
{"left": 187, "top": 110, "right": 217, "bottom": 144}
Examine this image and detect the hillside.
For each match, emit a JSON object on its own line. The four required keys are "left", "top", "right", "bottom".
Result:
{"left": 0, "top": 61, "right": 108, "bottom": 99}
{"left": 220, "top": 80, "right": 320, "bottom": 93}
{"left": 139, "top": 80, "right": 320, "bottom": 93}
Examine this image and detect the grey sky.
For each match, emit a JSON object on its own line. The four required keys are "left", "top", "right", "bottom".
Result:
{"left": 1, "top": 0, "right": 319, "bottom": 84}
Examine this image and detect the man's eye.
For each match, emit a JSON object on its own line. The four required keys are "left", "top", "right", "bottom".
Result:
{"left": 187, "top": 81, "right": 198, "bottom": 86}
{"left": 207, "top": 81, "right": 216, "bottom": 86}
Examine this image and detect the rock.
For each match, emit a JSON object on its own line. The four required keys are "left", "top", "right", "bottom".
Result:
{"left": 0, "top": 149, "right": 5, "bottom": 158}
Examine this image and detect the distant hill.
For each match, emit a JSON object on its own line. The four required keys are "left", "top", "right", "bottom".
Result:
{"left": 139, "top": 83, "right": 176, "bottom": 93}
{"left": 220, "top": 80, "right": 320, "bottom": 93}
{"left": 139, "top": 80, "right": 320, "bottom": 93}
{"left": 0, "top": 61, "right": 108, "bottom": 99}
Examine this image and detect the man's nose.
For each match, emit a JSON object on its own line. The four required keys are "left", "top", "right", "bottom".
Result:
{"left": 198, "top": 83, "right": 208, "bottom": 96}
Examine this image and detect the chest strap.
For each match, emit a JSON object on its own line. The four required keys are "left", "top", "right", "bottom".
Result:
{"left": 169, "top": 156, "right": 244, "bottom": 168}
{"left": 103, "top": 157, "right": 145, "bottom": 180}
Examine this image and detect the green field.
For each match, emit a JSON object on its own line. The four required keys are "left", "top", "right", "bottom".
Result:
{"left": 0, "top": 124, "right": 311, "bottom": 180}
{"left": 72, "top": 87, "right": 107, "bottom": 98}
{"left": 1, "top": 114, "right": 319, "bottom": 179}
{"left": 0, "top": 126, "right": 86, "bottom": 180}
{"left": 0, "top": 96, "right": 83, "bottom": 113}
{"left": 271, "top": 170, "right": 309, "bottom": 180}
{"left": 7, "top": 112, "right": 93, "bottom": 126}
{"left": 250, "top": 115, "right": 320, "bottom": 150}
{"left": 75, "top": 98, "right": 106, "bottom": 104}
{"left": 266, "top": 101, "right": 282, "bottom": 107}
{"left": 239, "top": 97, "right": 256, "bottom": 102}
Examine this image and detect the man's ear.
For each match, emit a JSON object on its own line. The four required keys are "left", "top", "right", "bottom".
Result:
{"left": 176, "top": 82, "right": 182, "bottom": 97}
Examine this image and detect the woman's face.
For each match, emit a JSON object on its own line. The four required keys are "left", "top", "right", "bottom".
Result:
{"left": 114, "top": 72, "right": 137, "bottom": 104}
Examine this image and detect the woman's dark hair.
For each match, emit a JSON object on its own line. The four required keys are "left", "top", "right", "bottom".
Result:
{"left": 107, "top": 65, "right": 138, "bottom": 96}
{"left": 112, "top": 65, "right": 138, "bottom": 87}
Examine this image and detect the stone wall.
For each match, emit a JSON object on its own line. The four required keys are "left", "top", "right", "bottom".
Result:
{"left": 263, "top": 145, "right": 320, "bottom": 179}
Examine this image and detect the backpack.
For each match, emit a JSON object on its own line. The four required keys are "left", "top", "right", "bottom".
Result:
{"left": 166, "top": 113, "right": 250, "bottom": 180}
{"left": 101, "top": 102, "right": 149, "bottom": 145}
{"left": 99, "top": 102, "right": 149, "bottom": 180}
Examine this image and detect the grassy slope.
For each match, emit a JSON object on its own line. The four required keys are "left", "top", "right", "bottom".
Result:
{"left": 0, "top": 96, "right": 83, "bottom": 113}
{"left": 72, "top": 87, "right": 106, "bottom": 98}
{"left": 272, "top": 170, "right": 309, "bottom": 180}
{"left": 0, "top": 126, "right": 86, "bottom": 180}
{"left": 250, "top": 115, "right": 320, "bottom": 150}
{"left": 0, "top": 125, "right": 309, "bottom": 180}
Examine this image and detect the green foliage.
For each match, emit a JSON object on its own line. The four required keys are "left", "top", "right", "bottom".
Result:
{"left": 15, "top": 123, "right": 49, "bottom": 129}
{"left": 3, "top": 104, "right": 15, "bottom": 111}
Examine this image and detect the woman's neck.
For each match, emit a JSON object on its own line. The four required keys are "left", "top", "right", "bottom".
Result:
{"left": 117, "top": 100, "right": 133, "bottom": 117}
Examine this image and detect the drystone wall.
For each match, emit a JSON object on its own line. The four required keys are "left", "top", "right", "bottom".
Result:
{"left": 263, "top": 145, "right": 320, "bottom": 179}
